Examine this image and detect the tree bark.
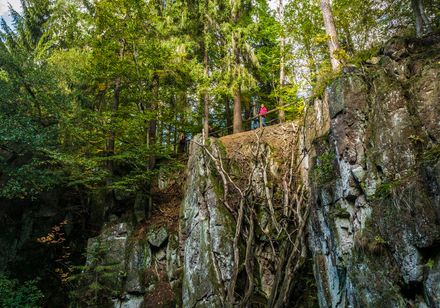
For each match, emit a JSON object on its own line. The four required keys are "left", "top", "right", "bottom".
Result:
{"left": 107, "top": 77, "right": 121, "bottom": 166}
{"left": 320, "top": 0, "right": 341, "bottom": 71}
{"left": 412, "top": 0, "right": 432, "bottom": 37}
{"left": 143, "top": 72, "right": 159, "bottom": 218}
{"left": 148, "top": 73, "right": 158, "bottom": 170}
{"left": 419, "top": 0, "right": 432, "bottom": 32}
{"left": 232, "top": 3, "right": 242, "bottom": 134}
{"left": 412, "top": 0, "right": 424, "bottom": 37}
{"left": 278, "top": 0, "right": 286, "bottom": 123}
{"left": 203, "top": 32, "right": 210, "bottom": 139}
{"left": 105, "top": 76, "right": 121, "bottom": 214}
{"left": 225, "top": 97, "right": 232, "bottom": 134}
{"left": 233, "top": 86, "right": 242, "bottom": 133}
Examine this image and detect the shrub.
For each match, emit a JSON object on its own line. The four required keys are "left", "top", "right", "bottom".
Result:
{"left": 312, "top": 150, "right": 336, "bottom": 186}
{"left": 0, "top": 275, "right": 44, "bottom": 308}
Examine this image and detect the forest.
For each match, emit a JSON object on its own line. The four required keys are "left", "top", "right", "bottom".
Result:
{"left": 1, "top": 0, "right": 438, "bottom": 202}
{"left": 0, "top": 0, "right": 439, "bottom": 307}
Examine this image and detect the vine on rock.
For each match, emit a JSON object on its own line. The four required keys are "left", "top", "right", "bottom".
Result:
{"left": 195, "top": 126, "right": 310, "bottom": 307}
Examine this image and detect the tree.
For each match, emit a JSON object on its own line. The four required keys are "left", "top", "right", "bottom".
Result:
{"left": 320, "top": 0, "right": 342, "bottom": 71}
{"left": 231, "top": 0, "right": 244, "bottom": 133}
{"left": 69, "top": 240, "right": 122, "bottom": 307}
{"left": 200, "top": 0, "right": 211, "bottom": 139}
{"left": 278, "top": 0, "right": 286, "bottom": 122}
{"left": 411, "top": 0, "right": 433, "bottom": 37}
{"left": 0, "top": 275, "right": 44, "bottom": 307}
{"left": 0, "top": 0, "right": 67, "bottom": 199}
{"left": 285, "top": 0, "right": 323, "bottom": 88}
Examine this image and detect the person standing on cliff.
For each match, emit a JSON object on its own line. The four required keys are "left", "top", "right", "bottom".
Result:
{"left": 259, "top": 103, "right": 268, "bottom": 127}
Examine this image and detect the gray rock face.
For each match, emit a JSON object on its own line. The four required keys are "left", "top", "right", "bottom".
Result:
{"left": 306, "top": 37, "right": 440, "bottom": 307}
{"left": 181, "top": 136, "right": 235, "bottom": 308}
{"left": 113, "top": 295, "right": 144, "bottom": 308}
{"left": 125, "top": 240, "right": 152, "bottom": 293}
{"left": 83, "top": 219, "right": 181, "bottom": 307}
{"left": 147, "top": 226, "right": 169, "bottom": 247}
{"left": 133, "top": 191, "right": 149, "bottom": 223}
{"left": 425, "top": 254, "right": 440, "bottom": 308}
{"left": 86, "top": 222, "right": 129, "bottom": 268}
{"left": 78, "top": 37, "right": 440, "bottom": 308}
{"left": 85, "top": 222, "right": 130, "bottom": 304}
{"left": 166, "top": 234, "right": 181, "bottom": 282}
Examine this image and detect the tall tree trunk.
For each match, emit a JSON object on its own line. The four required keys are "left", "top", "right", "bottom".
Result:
{"left": 320, "top": 0, "right": 342, "bottom": 71}
{"left": 225, "top": 97, "right": 232, "bottom": 134}
{"left": 149, "top": 72, "right": 159, "bottom": 170}
{"left": 203, "top": 32, "right": 209, "bottom": 139}
{"left": 172, "top": 94, "right": 178, "bottom": 154}
{"left": 278, "top": 44, "right": 286, "bottom": 123}
{"left": 304, "top": 38, "right": 318, "bottom": 81}
{"left": 142, "top": 72, "right": 159, "bottom": 219}
{"left": 278, "top": 0, "right": 286, "bottom": 123}
{"left": 173, "top": 119, "right": 178, "bottom": 154}
{"left": 104, "top": 43, "right": 125, "bottom": 217}
{"left": 107, "top": 78, "right": 121, "bottom": 168}
{"left": 419, "top": 0, "right": 432, "bottom": 32}
{"left": 412, "top": 0, "right": 432, "bottom": 37}
{"left": 412, "top": 0, "right": 424, "bottom": 37}
{"left": 232, "top": 31, "right": 242, "bottom": 134}
{"left": 176, "top": 92, "right": 187, "bottom": 150}
{"left": 105, "top": 76, "right": 121, "bottom": 213}
{"left": 232, "top": 3, "right": 242, "bottom": 134}
{"left": 201, "top": 0, "right": 210, "bottom": 139}
{"left": 343, "top": 25, "right": 355, "bottom": 56}
{"left": 233, "top": 86, "right": 242, "bottom": 133}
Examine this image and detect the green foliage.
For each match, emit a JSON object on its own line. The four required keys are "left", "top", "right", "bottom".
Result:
{"left": 374, "top": 235, "right": 387, "bottom": 245}
{"left": 1, "top": 0, "right": 435, "bottom": 202}
{"left": 376, "top": 179, "right": 402, "bottom": 199}
{"left": 0, "top": 0, "right": 193, "bottom": 199}
{"left": 0, "top": 0, "right": 437, "bottom": 305}
{"left": 0, "top": 275, "right": 44, "bottom": 308}
{"left": 69, "top": 240, "right": 123, "bottom": 307}
{"left": 425, "top": 258, "right": 435, "bottom": 270}
{"left": 0, "top": 159, "right": 58, "bottom": 199}
{"left": 312, "top": 150, "right": 336, "bottom": 186}
{"left": 0, "top": 113, "right": 60, "bottom": 199}
{"left": 348, "top": 46, "right": 381, "bottom": 66}
{"left": 313, "top": 64, "right": 341, "bottom": 98}
{"left": 423, "top": 144, "right": 440, "bottom": 163}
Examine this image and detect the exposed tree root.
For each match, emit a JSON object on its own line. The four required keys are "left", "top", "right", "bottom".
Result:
{"left": 194, "top": 129, "right": 309, "bottom": 307}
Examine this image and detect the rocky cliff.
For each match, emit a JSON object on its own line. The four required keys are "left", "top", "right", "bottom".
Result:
{"left": 306, "top": 35, "right": 440, "bottom": 307}
{"left": 18, "top": 35, "right": 439, "bottom": 307}
{"left": 177, "top": 35, "right": 440, "bottom": 307}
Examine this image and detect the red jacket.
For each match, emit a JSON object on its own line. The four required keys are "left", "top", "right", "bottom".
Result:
{"left": 259, "top": 106, "right": 267, "bottom": 117}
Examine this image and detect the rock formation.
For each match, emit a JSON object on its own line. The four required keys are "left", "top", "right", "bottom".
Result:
{"left": 306, "top": 35, "right": 440, "bottom": 307}
{"left": 2, "top": 35, "right": 439, "bottom": 307}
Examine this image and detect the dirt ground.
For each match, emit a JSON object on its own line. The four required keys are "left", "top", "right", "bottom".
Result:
{"left": 219, "top": 122, "right": 300, "bottom": 162}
